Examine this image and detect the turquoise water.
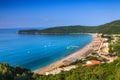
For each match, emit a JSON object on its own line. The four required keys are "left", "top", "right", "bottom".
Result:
{"left": 0, "top": 29, "right": 93, "bottom": 71}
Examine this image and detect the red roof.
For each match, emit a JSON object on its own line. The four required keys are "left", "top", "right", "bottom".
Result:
{"left": 84, "top": 60, "right": 100, "bottom": 66}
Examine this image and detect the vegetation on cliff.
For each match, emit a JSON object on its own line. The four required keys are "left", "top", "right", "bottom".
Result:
{"left": 0, "top": 63, "right": 39, "bottom": 80}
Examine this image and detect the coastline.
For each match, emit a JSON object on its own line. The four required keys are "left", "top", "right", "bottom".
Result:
{"left": 34, "top": 33, "right": 97, "bottom": 75}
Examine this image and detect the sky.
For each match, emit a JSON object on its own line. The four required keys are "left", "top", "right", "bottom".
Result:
{"left": 0, "top": 0, "right": 120, "bottom": 28}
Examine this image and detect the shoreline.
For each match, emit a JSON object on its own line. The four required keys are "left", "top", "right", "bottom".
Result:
{"left": 34, "top": 33, "right": 97, "bottom": 75}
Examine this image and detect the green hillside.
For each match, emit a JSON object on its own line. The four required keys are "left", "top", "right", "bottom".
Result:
{"left": 97, "top": 20, "right": 120, "bottom": 34}
{"left": 0, "top": 63, "right": 36, "bottom": 80}
{"left": 18, "top": 20, "right": 120, "bottom": 34}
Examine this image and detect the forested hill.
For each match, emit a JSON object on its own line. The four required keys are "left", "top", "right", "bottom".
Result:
{"left": 97, "top": 20, "right": 120, "bottom": 34}
{"left": 18, "top": 20, "right": 120, "bottom": 34}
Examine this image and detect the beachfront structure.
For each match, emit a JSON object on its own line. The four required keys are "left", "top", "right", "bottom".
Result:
{"left": 63, "top": 65, "right": 77, "bottom": 71}
{"left": 103, "top": 42, "right": 109, "bottom": 47}
{"left": 91, "top": 34, "right": 103, "bottom": 52}
{"left": 83, "top": 60, "right": 100, "bottom": 66}
{"left": 46, "top": 68, "right": 63, "bottom": 75}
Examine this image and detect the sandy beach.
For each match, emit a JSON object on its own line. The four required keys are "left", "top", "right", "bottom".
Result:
{"left": 34, "top": 33, "right": 98, "bottom": 75}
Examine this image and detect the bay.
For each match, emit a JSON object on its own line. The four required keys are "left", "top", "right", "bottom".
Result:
{"left": 0, "top": 29, "right": 93, "bottom": 71}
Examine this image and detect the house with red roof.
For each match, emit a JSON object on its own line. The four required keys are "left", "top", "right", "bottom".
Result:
{"left": 83, "top": 60, "right": 101, "bottom": 66}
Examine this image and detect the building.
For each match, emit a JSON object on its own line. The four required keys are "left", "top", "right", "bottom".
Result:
{"left": 83, "top": 60, "right": 100, "bottom": 66}
{"left": 45, "top": 68, "right": 63, "bottom": 75}
{"left": 103, "top": 42, "right": 109, "bottom": 47}
{"left": 63, "top": 65, "right": 77, "bottom": 71}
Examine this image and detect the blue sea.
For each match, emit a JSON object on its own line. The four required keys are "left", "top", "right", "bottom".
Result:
{"left": 0, "top": 28, "right": 93, "bottom": 71}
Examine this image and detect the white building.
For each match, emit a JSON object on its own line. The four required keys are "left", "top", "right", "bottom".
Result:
{"left": 63, "top": 65, "right": 77, "bottom": 71}
{"left": 103, "top": 42, "right": 109, "bottom": 47}
{"left": 46, "top": 68, "right": 63, "bottom": 75}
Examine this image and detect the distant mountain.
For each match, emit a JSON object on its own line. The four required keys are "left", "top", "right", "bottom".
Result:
{"left": 18, "top": 20, "right": 120, "bottom": 34}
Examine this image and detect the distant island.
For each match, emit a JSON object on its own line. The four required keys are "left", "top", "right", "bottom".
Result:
{"left": 18, "top": 20, "right": 120, "bottom": 34}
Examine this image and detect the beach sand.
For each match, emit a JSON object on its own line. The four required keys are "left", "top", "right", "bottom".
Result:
{"left": 34, "top": 34, "right": 97, "bottom": 75}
